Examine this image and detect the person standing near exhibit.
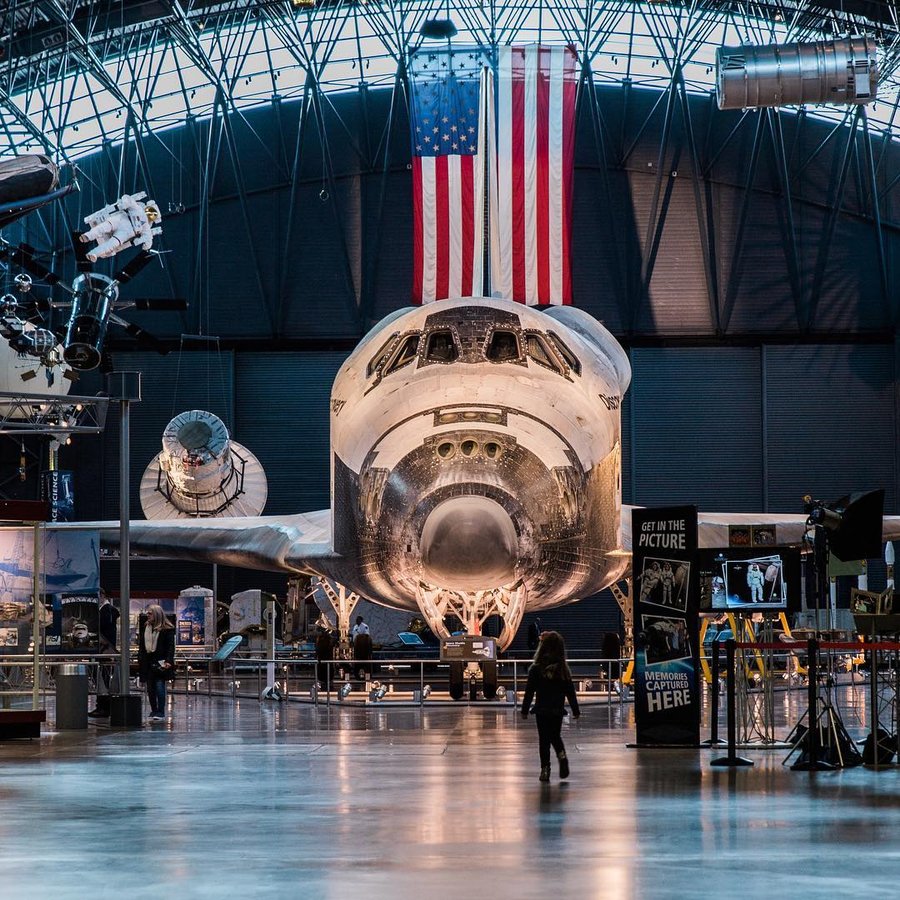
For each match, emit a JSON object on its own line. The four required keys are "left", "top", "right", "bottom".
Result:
{"left": 527, "top": 617, "right": 542, "bottom": 652}
{"left": 315, "top": 626, "right": 334, "bottom": 688}
{"left": 89, "top": 589, "right": 120, "bottom": 718}
{"left": 351, "top": 615, "right": 373, "bottom": 680}
{"left": 138, "top": 604, "right": 175, "bottom": 722}
{"left": 521, "top": 631, "right": 580, "bottom": 782}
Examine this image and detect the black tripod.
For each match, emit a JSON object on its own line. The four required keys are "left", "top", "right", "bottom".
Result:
{"left": 784, "top": 637, "right": 861, "bottom": 770}
{"left": 785, "top": 524, "right": 861, "bottom": 770}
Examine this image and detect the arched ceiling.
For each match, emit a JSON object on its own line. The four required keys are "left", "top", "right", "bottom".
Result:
{"left": 0, "top": 1, "right": 898, "bottom": 159}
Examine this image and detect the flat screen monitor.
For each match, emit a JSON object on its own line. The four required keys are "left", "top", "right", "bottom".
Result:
{"left": 698, "top": 547, "right": 801, "bottom": 612}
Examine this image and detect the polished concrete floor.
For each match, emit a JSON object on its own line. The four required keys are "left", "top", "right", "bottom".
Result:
{"left": 1, "top": 691, "right": 899, "bottom": 899}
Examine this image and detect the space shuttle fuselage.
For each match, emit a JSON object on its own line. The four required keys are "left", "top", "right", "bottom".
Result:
{"left": 325, "top": 297, "right": 631, "bottom": 613}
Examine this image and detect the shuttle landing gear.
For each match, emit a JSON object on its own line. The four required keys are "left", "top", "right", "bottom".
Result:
{"left": 414, "top": 583, "right": 527, "bottom": 651}
{"left": 313, "top": 577, "right": 361, "bottom": 658}
{"left": 416, "top": 584, "right": 524, "bottom": 701}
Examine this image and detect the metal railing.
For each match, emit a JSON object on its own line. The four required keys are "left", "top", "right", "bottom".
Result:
{"left": 169, "top": 654, "right": 633, "bottom": 709}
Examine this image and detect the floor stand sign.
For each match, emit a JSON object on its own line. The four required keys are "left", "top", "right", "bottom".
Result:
{"left": 632, "top": 505, "right": 700, "bottom": 747}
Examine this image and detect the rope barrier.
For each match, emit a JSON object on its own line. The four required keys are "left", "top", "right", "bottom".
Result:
{"left": 733, "top": 640, "right": 900, "bottom": 652}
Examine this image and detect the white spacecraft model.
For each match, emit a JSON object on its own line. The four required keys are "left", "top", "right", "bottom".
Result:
{"left": 80, "top": 192, "right": 162, "bottom": 262}
{"left": 139, "top": 409, "right": 267, "bottom": 519}
{"left": 66, "top": 298, "right": 900, "bottom": 649}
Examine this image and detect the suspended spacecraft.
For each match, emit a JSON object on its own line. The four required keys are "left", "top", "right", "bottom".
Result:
{"left": 139, "top": 410, "right": 267, "bottom": 519}
{"left": 0, "top": 154, "right": 77, "bottom": 230}
{"left": 0, "top": 214, "right": 185, "bottom": 371}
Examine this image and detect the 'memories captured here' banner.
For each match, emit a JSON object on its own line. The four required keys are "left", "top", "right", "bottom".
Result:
{"left": 632, "top": 506, "right": 700, "bottom": 747}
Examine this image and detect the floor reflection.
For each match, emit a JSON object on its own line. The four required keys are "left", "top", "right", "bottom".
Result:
{"left": 0, "top": 692, "right": 898, "bottom": 898}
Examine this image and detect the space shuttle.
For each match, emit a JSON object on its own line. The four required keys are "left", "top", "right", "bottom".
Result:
{"left": 81, "top": 297, "right": 900, "bottom": 648}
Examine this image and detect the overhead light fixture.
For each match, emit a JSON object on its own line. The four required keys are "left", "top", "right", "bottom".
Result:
{"left": 420, "top": 18, "right": 458, "bottom": 40}
{"left": 716, "top": 36, "right": 877, "bottom": 110}
{"left": 292, "top": 0, "right": 316, "bottom": 8}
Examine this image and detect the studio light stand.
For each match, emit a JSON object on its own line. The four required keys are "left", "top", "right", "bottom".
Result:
{"left": 786, "top": 490, "right": 883, "bottom": 770}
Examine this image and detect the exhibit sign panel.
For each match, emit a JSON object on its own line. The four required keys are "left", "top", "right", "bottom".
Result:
{"left": 632, "top": 506, "right": 700, "bottom": 747}
{"left": 176, "top": 587, "right": 214, "bottom": 650}
{"left": 440, "top": 636, "right": 497, "bottom": 662}
{"left": 0, "top": 528, "right": 99, "bottom": 594}
{"left": 44, "top": 592, "right": 100, "bottom": 653}
{"left": 41, "top": 470, "right": 75, "bottom": 522}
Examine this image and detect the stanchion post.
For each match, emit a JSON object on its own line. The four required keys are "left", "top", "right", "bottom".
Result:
{"left": 704, "top": 639, "right": 725, "bottom": 746}
{"left": 867, "top": 634, "right": 879, "bottom": 768}
{"left": 711, "top": 639, "right": 753, "bottom": 767}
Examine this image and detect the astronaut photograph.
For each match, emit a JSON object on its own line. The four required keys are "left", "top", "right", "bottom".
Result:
{"left": 641, "top": 615, "right": 691, "bottom": 665}
{"left": 639, "top": 557, "right": 690, "bottom": 612}
{"left": 723, "top": 555, "right": 786, "bottom": 608}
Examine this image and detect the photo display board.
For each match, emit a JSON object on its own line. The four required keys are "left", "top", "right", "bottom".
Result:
{"left": 698, "top": 547, "right": 801, "bottom": 613}
{"left": 632, "top": 506, "right": 700, "bottom": 747}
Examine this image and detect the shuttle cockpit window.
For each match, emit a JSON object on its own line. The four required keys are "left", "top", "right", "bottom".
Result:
{"left": 424, "top": 329, "right": 459, "bottom": 363}
{"left": 525, "top": 332, "right": 565, "bottom": 375}
{"left": 366, "top": 333, "right": 399, "bottom": 377}
{"left": 547, "top": 331, "right": 581, "bottom": 375}
{"left": 486, "top": 329, "right": 522, "bottom": 363}
{"left": 384, "top": 333, "right": 420, "bottom": 375}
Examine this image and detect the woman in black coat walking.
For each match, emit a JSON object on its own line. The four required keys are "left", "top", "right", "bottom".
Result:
{"left": 138, "top": 604, "right": 175, "bottom": 721}
{"left": 521, "top": 631, "right": 580, "bottom": 781}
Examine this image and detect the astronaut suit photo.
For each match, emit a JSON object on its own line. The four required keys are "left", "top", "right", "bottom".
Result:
{"left": 746, "top": 563, "right": 765, "bottom": 603}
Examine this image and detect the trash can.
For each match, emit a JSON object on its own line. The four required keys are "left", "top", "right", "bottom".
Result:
{"left": 55, "top": 664, "right": 89, "bottom": 730}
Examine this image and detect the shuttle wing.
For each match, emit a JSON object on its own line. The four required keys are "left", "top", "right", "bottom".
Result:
{"left": 623, "top": 507, "right": 900, "bottom": 551}
{"left": 66, "top": 509, "right": 337, "bottom": 574}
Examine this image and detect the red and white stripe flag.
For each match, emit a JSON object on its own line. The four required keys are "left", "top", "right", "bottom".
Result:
{"left": 410, "top": 50, "right": 489, "bottom": 303}
{"left": 490, "top": 45, "right": 578, "bottom": 305}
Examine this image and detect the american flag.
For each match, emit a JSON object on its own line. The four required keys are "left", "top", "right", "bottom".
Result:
{"left": 490, "top": 45, "right": 578, "bottom": 306}
{"left": 409, "top": 48, "right": 488, "bottom": 303}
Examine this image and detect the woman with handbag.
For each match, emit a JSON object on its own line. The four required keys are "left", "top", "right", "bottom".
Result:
{"left": 138, "top": 604, "right": 176, "bottom": 722}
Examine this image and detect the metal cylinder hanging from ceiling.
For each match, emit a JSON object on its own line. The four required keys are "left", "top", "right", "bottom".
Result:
{"left": 716, "top": 35, "right": 878, "bottom": 110}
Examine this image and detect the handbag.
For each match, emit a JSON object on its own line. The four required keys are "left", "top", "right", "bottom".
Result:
{"left": 152, "top": 659, "right": 176, "bottom": 681}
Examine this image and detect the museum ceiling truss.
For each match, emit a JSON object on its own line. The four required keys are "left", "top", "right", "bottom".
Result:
{"left": 0, "top": 1, "right": 898, "bottom": 337}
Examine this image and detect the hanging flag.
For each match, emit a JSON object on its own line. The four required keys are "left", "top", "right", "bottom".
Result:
{"left": 490, "top": 45, "right": 578, "bottom": 305}
{"left": 409, "top": 48, "right": 489, "bottom": 303}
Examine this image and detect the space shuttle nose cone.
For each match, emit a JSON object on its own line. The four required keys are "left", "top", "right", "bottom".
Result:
{"left": 420, "top": 496, "right": 518, "bottom": 591}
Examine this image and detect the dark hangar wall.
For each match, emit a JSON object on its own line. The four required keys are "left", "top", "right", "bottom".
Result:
{"left": 18, "top": 81, "right": 898, "bottom": 342}
{"left": 6, "top": 82, "right": 898, "bottom": 646}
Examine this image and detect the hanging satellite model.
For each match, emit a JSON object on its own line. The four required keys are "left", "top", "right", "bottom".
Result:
{"left": 0, "top": 273, "right": 74, "bottom": 389}
{"left": 0, "top": 192, "right": 184, "bottom": 372}
{"left": 139, "top": 410, "right": 268, "bottom": 519}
